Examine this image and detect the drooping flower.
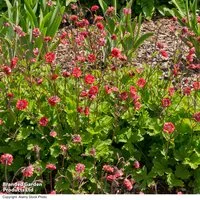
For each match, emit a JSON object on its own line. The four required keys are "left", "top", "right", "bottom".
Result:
{"left": 106, "top": 175, "right": 116, "bottom": 182}
{"left": 123, "top": 179, "right": 133, "bottom": 191}
{"left": 123, "top": 8, "right": 131, "bottom": 15}
{"left": 22, "top": 165, "right": 34, "bottom": 178}
{"left": 0, "top": 154, "right": 13, "bottom": 166}
{"left": 119, "top": 92, "right": 129, "bottom": 101}
{"left": 88, "top": 86, "right": 99, "bottom": 97}
{"left": 46, "top": 163, "right": 56, "bottom": 170}
{"left": 103, "top": 165, "right": 114, "bottom": 173}
{"left": 96, "top": 22, "right": 104, "bottom": 30}
{"left": 16, "top": 99, "right": 28, "bottom": 110}
{"left": 133, "top": 160, "right": 140, "bottom": 169}
{"left": 91, "top": 5, "right": 99, "bottom": 12}
{"left": 3, "top": 66, "right": 12, "bottom": 75}
{"left": 72, "top": 134, "right": 82, "bottom": 143}
{"left": 10, "top": 57, "right": 18, "bottom": 68}
{"left": 50, "top": 130, "right": 57, "bottom": 138}
{"left": 32, "top": 28, "right": 41, "bottom": 38}
{"left": 163, "top": 122, "right": 175, "bottom": 134}
{"left": 87, "top": 54, "right": 96, "bottom": 63}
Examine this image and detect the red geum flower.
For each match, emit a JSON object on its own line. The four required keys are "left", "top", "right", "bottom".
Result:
{"left": 163, "top": 122, "right": 175, "bottom": 134}
{"left": 96, "top": 22, "right": 104, "bottom": 30}
{"left": 46, "top": 163, "right": 56, "bottom": 170}
{"left": 49, "top": 190, "right": 56, "bottom": 194}
{"left": 45, "top": 52, "right": 56, "bottom": 63}
{"left": 105, "top": 85, "right": 113, "bottom": 94}
{"left": 157, "top": 42, "right": 165, "bottom": 49}
{"left": 111, "top": 48, "right": 121, "bottom": 58}
{"left": 87, "top": 54, "right": 96, "bottom": 63}
{"left": 22, "top": 165, "right": 34, "bottom": 178}
{"left": 50, "top": 130, "right": 57, "bottom": 138}
{"left": 0, "top": 118, "right": 3, "bottom": 125}
{"left": 10, "top": 57, "right": 18, "bottom": 68}
{"left": 72, "top": 134, "right": 82, "bottom": 143}
{"left": 75, "top": 163, "right": 85, "bottom": 173}
{"left": 161, "top": 98, "right": 171, "bottom": 107}
{"left": 16, "top": 99, "right": 28, "bottom": 110}
{"left": 39, "top": 116, "right": 48, "bottom": 127}
{"left": 106, "top": 175, "right": 116, "bottom": 182}
{"left": 44, "top": 36, "right": 52, "bottom": 42}
{"left": 72, "top": 67, "right": 82, "bottom": 78}
{"left": 106, "top": 6, "right": 115, "bottom": 15}
{"left": 70, "top": 15, "right": 78, "bottom": 22}
{"left": 85, "top": 74, "right": 95, "bottom": 84}
{"left": 0, "top": 154, "right": 13, "bottom": 166}
{"left": 119, "top": 92, "right": 129, "bottom": 101}
{"left": 168, "top": 87, "right": 175, "bottom": 96}
{"left": 111, "top": 34, "right": 117, "bottom": 40}
{"left": 7, "top": 93, "right": 14, "bottom": 98}
{"left": 48, "top": 96, "right": 60, "bottom": 106}
{"left": 134, "top": 101, "right": 141, "bottom": 110}
{"left": 3, "top": 66, "right": 12, "bottom": 75}
{"left": 123, "top": 179, "right": 133, "bottom": 191}
{"left": 193, "top": 112, "right": 200, "bottom": 122}
{"left": 91, "top": 5, "right": 99, "bottom": 12}
{"left": 123, "top": 8, "right": 132, "bottom": 15}
{"left": 183, "top": 87, "right": 191, "bottom": 96}
{"left": 103, "top": 165, "right": 114, "bottom": 173}
{"left": 62, "top": 71, "right": 71, "bottom": 78}
{"left": 193, "top": 82, "right": 200, "bottom": 90}
{"left": 160, "top": 50, "right": 168, "bottom": 58}
{"left": 88, "top": 86, "right": 98, "bottom": 97}
{"left": 76, "top": 19, "right": 89, "bottom": 28}
{"left": 32, "top": 28, "right": 41, "bottom": 38}
{"left": 94, "top": 15, "right": 104, "bottom": 22}
{"left": 84, "top": 107, "right": 90, "bottom": 116}
{"left": 137, "top": 78, "right": 146, "bottom": 88}
{"left": 51, "top": 74, "right": 59, "bottom": 80}
{"left": 133, "top": 160, "right": 140, "bottom": 169}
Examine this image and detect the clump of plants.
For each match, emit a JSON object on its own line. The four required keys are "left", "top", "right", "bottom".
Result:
{"left": 0, "top": 1, "right": 199, "bottom": 195}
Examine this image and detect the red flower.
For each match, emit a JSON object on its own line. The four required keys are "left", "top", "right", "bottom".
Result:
{"left": 88, "top": 86, "right": 98, "bottom": 96}
{"left": 163, "top": 122, "right": 175, "bottom": 134}
{"left": 32, "top": 28, "right": 41, "bottom": 38}
{"left": 193, "top": 112, "right": 200, "bottom": 122}
{"left": 193, "top": 82, "right": 200, "bottom": 90}
{"left": 91, "top": 5, "right": 99, "bottom": 12}
{"left": 39, "top": 116, "right": 48, "bottom": 127}
{"left": 119, "top": 92, "right": 129, "bottom": 101}
{"left": 70, "top": 15, "right": 78, "bottom": 22}
{"left": 7, "top": 93, "right": 14, "bottom": 98}
{"left": 87, "top": 54, "right": 96, "bottom": 63}
{"left": 10, "top": 57, "right": 18, "bottom": 68}
{"left": 106, "top": 175, "right": 116, "bottom": 182}
{"left": 123, "top": 8, "right": 131, "bottom": 15}
{"left": 134, "top": 101, "right": 141, "bottom": 110}
{"left": 46, "top": 163, "right": 56, "bottom": 170}
{"left": 49, "top": 190, "right": 56, "bottom": 194}
{"left": 96, "top": 22, "right": 104, "bottom": 30}
{"left": 157, "top": 42, "right": 165, "bottom": 49}
{"left": 3, "top": 66, "right": 12, "bottom": 75}
{"left": 0, "top": 154, "right": 13, "bottom": 166}
{"left": 106, "top": 6, "right": 115, "bottom": 15}
{"left": 72, "top": 67, "right": 82, "bottom": 78}
{"left": 51, "top": 74, "right": 59, "bottom": 80}
{"left": 62, "top": 71, "right": 71, "bottom": 78}
{"left": 22, "top": 165, "right": 34, "bottom": 178}
{"left": 123, "top": 179, "right": 133, "bottom": 191}
{"left": 160, "top": 50, "right": 168, "bottom": 58}
{"left": 137, "top": 78, "right": 146, "bottom": 88}
{"left": 105, "top": 85, "right": 113, "bottom": 94}
{"left": 103, "top": 165, "right": 114, "bottom": 173}
{"left": 161, "top": 98, "right": 171, "bottom": 107}
{"left": 48, "top": 96, "right": 60, "bottom": 106}
{"left": 50, "top": 130, "right": 57, "bottom": 137}
{"left": 44, "top": 36, "right": 52, "bottom": 42}
{"left": 84, "top": 107, "right": 90, "bottom": 116}
{"left": 45, "top": 52, "right": 56, "bottom": 63}
{"left": 111, "top": 48, "right": 121, "bottom": 58}
{"left": 84, "top": 74, "right": 95, "bottom": 84}
{"left": 75, "top": 163, "right": 85, "bottom": 173}
{"left": 168, "top": 87, "right": 175, "bottom": 96}
{"left": 183, "top": 87, "right": 191, "bottom": 96}
{"left": 72, "top": 134, "right": 82, "bottom": 143}
{"left": 133, "top": 160, "right": 140, "bottom": 169}
{"left": 111, "top": 34, "right": 117, "bottom": 40}
{"left": 16, "top": 99, "right": 28, "bottom": 110}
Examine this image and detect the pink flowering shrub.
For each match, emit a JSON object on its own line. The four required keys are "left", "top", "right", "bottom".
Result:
{"left": 0, "top": 1, "right": 199, "bottom": 195}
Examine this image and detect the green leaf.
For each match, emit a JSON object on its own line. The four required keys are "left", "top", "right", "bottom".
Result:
{"left": 175, "top": 165, "right": 191, "bottom": 180}
{"left": 98, "top": 0, "right": 108, "bottom": 13}
{"left": 16, "top": 126, "right": 34, "bottom": 141}
{"left": 140, "top": 0, "right": 155, "bottom": 19}
{"left": 167, "top": 172, "right": 184, "bottom": 187}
